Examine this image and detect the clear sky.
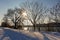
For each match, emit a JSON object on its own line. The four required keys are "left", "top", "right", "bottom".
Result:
{"left": 0, "top": 0, "right": 59, "bottom": 25}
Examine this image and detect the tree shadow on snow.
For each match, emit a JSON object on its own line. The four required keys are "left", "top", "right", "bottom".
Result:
{"left": 3, "top": 29, "right": 39, "bottom": 40}
{"left": 41, "top": 32, "right": 49, "bottom": 40}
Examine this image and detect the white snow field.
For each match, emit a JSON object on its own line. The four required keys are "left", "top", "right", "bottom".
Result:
{"left": 0, "top": 27, "right": 60, "bottom": 40}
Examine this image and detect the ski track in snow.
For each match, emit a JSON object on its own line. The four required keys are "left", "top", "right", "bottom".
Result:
{"left": 0, "top": 27, "right": 60, "bottom": 40}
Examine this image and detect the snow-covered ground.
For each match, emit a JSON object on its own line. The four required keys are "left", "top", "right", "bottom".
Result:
{"left": 0, "top": 27, "right": 60, "bottom": 40}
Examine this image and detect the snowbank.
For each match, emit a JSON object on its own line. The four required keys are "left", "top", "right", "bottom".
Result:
{"left": 0, "top": 27, "right": 60, "bottom": 40}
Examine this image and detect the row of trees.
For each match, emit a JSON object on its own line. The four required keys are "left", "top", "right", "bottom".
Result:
{"left": 1, "top": 0, "right": 60, "bottom": 31}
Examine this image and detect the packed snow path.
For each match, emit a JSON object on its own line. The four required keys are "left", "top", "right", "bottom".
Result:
{"left": 0, "top": 27, "right": 60, "bottom": 40}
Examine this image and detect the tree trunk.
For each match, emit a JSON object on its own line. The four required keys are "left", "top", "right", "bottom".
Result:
{"left": 33, "top": 24, "right": 36, "bottom": 31}
{"left": 14, "top": 22, "right": 17, "bottom": 29}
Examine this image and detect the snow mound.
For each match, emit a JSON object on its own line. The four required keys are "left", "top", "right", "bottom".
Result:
{"left": 0, "top": 27, "right": 60, "bottom": 40}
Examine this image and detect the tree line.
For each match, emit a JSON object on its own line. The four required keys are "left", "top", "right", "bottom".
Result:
{"left": 1, "top": 0, "right": 60, "bottom": 31}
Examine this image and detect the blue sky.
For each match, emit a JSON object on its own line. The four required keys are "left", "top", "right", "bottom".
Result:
{"left": 0, "top": 0, "right": 59, "bottom": 24}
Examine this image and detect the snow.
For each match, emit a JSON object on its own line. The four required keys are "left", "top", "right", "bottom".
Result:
{"left": 0, "top": 27, "right": 60, "bottom": 40}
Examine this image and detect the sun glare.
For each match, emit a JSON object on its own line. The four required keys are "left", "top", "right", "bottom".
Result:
{"left": 22, "top": 12, "right": 27, "bottom": 17}
{"left": 21, "top": 11, "right": 28, "bottom": 19}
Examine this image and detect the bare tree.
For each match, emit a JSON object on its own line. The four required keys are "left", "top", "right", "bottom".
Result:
{"left": 14, "top": 8, "right": 25, "bottom": 29}
{"left": 49, "top": 2, "right": 60, "bottom": 31}
{"left": 50, "top": 2, "right": 60, "bottom": 23}
{"left": 1, "top": 15, "right": 9, "bottom": 27}
{"left": 2, "top": 9, "right": 15, "bottom": 27}
{"left": 20, "top": 0, "right": 47, "bottom": 31}
{"left": 3, "top": 8, "right": 24, "bottom": 29}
